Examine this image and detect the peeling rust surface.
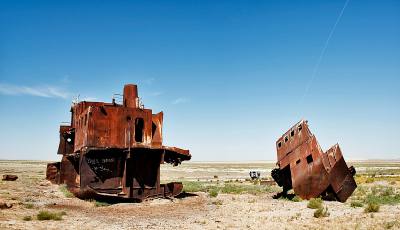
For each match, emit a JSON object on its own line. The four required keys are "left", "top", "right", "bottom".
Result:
{"left": 46, "top": 84, "right": 191, "bottom": 202}
{"left": 271, "top": 120, "right": 356, "bottom": 202}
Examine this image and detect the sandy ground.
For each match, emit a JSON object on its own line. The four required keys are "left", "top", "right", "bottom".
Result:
{"left": 1, "top": 161, "right": 400, "bottom": 230}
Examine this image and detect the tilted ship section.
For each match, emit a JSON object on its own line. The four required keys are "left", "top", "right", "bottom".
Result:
{"left": 46, "top": 84, "right": 191, "bottom": 201}
{"left": 271, "top": 120, "right": 356, "bottom": 202}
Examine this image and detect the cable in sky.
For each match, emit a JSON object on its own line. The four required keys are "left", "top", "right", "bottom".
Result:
{"left": 299, "top": 0, "right": 350, "bottom": 106}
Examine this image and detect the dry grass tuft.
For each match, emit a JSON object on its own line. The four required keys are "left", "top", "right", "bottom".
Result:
{"left": 314, "top": 206, "right": 330, "bottom": 218}
{"left": 307, "top": 198, "right": 323, "bottom": 209}
{"left": 37, "top": 210, "right": 67, "bottom": 221}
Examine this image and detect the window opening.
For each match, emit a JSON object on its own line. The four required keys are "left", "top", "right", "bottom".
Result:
{"left": 135, "top": 118, "right": 144, "bottom": 142}
{"left": 306, "top": 154, "right": 313, "bottom": 164}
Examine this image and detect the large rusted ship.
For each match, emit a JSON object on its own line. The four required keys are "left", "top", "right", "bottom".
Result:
{"left": 46, "top": 84, "right": 191, "bottom": 201}
{"left": 271, "top": 120, "right": 356, "bottom": 202}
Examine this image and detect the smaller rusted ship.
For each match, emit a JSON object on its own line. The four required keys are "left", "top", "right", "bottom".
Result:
{"left": 46, "top": 84, "right": 191, "bottom": 201}
{"left": 271, "top": 120, "right": 356, "bottom": 202}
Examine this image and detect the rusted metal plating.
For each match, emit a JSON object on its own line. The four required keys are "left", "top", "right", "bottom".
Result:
{"left": 46, "top": 84, "right": 191, "bottom": 201}
{"left": 271, "top": 120, "right": 356, "bottom": 202}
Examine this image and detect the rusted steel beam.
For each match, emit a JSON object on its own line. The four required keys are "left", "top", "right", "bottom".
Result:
{"left": 46, "top": 84, "right": 191, "bottom": 202}
{"left": 271, "top": 120, "right": 356, "bottom": 202}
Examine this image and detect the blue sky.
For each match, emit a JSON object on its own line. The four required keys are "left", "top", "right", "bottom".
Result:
{"left": 0, "top": 0, "right": 399, "bottom": 161}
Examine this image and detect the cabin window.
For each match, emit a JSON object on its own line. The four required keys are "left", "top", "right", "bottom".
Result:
{"left": 290, "top": 130, "right": 295, "bottom": 137}
{"left": 306, "top": 154, "right": 313, "bottom": 164}
{"left": 135, "top": 118, "right": 144, "bottom": 142}
{"left": 284, "top": 136, "right": 288, "bottom": 142}
{"left": 151, "top": 122, "right": 157, "bottom": 138}
{"left": 277, "top": 142, "right": 282, "bottom": 148}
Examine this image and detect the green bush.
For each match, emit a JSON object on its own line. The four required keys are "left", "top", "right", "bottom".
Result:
{"left": 208, "top": 187, "right": 219, "bottom": 197}
{"left": 292, "top": 196, "right": 302, "bottom": 202}
{"left": 364, "top": 201, "right": 380, "bottom": 213}
{"left": 307, "top": 198, "right": 323, "bottom": 209}
{"left": 212, "top": 200, "right": 223, "bottom": 205}
{"left": 23, "top": 216, "right": 32, "bottom": 221}
{"left": 37, "top": 210, "right": 66, "bottom": 221}
{"left": 59, "top": 185, "right": 74, "bottom": 198}
{"left": 182, "top": 181, "right": 207, "bottom": 193}
{"left": 313, "top": 206, "right": 330, "bottom": 218}
{"left": 365, "top": 177, "right": 375, "bottom": 183}
{"left": 350, "top": 201, "right": 363, "bottom": 208}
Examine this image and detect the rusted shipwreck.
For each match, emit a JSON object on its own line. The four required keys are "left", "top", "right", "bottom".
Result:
{"left": 46, "top": 84, "right": 191, "bottom": 201}
{"left": 271, "top": 120, "right": 356, "bottom": 202}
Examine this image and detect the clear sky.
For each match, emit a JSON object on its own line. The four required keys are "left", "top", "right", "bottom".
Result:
{"left": 0, "top": 0, "right": 399, "bottom": 161}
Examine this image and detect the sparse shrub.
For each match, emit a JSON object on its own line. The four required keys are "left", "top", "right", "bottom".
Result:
{"left": 59, "top": 185, "right": 74, "bottom": 198}
{"left": 37, "top": 210, "right": 66, "bottom": 221}
{"left": 221, "top": 183, "right": 246, "bottom": 194}
{"left": 182, "top": 181, "right": 278, "bottom": 196}
{"left": 307, "top": 197, "right": 323, "bottom": 209}
{"left": 24, "top": 197, "right": 35, "bottom": 202}
{"left": 384, "top": 221, "right": 398, "bottom": 229}
{"left": 182, "top": 181, "right": 206, "bottom": 193}
{"left": 365, "top": 177, "right": 375, "bottom": 183}
{"left": 350, "top": 201, "right": 363, "bottom": 208}
{"left": 212, "top": 199, "right": 223, "bottom": 205}
{"left": 313, "top": 206, "right": 330, "bottom": 218}
{"left": 292, "top": 196, "right": 302, "bottom": 202}
{"left": 364, "top": 201, "right": 380, "bottom": 213}
{"left": 195, "top": 220, "right": 207, "bottom": 225}
{"left": 381, "top": 187, "right": 394, "bottom": 196}
{"left": 208, "top": 188, "right": 219, "bottom": 197}
{"left": 364, "top": 186, "right": 400, "bottom": 205}
{"left": 278, "top": 194, "right": 301, "bottom": 202}
{"left": 355, "top": 186, "right": 367, "bottom": 196}
{"left": 221, "top": 183, "right": 277, "bottom": 195}
{"left": 95, "top": 201, "right": 111, "bottom": 207}
{"left": 24, "top": 203, "right": 34, "bottom": 209}
{"left": 23, "top": 216, "right": 32, "bottom": 221}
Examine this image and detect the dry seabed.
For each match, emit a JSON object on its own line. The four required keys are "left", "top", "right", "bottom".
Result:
{"left": 1, "top": 160, "right": 400, "bottom": 229}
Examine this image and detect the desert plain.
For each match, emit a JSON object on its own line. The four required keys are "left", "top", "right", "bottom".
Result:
{"left": 1, "top": 160, "right": 400, "bottom": 229}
